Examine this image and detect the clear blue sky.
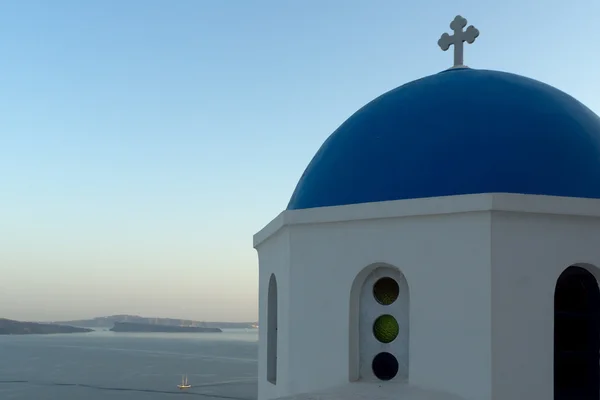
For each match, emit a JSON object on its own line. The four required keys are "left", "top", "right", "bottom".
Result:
{"left": 1, "top": 0, "right": 599, "bottom": 321}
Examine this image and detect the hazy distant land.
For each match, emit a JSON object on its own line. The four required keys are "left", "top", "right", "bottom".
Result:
{"left": 53, "top": 315, "right": 258, "bottom": 329}
{"left": 110, "top": 321, "right": 223, "bottom": 333}
{"left": 0, "top": 318, "right": 93, "bottom": 335}
{"left": 0, "top": 314, "right": 258, "bottom": 335}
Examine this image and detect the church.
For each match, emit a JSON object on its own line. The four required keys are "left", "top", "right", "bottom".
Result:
{"left": 253, "top": 15, "right": 600, "bottom": 400}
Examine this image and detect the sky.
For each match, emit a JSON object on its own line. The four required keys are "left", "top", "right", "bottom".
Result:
{"left": 0, "top": 0, "right": 599, "bottom": 322}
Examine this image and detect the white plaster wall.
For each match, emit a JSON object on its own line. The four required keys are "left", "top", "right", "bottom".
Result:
{"left": 257, "top": 228, "right": 292, "bottom": 400}
{"left": 490, "top": 210, "right": 600, "bottom": 400}
{"left": 255, "top": 194, "right": 600, "bottom": 400}
{"left": 284, "top": 211, "right": 492, "bottom": 400}
{"left": 271, "top": 381, "right": 470, "bottom": 400}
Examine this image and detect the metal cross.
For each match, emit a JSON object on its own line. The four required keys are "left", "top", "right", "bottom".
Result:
{"left": 438, "top": 15, "right": 479, "bottom": 68}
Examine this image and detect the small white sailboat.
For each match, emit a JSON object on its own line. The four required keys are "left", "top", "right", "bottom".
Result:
{"left": 177, "top": 374, "right": 191, "bottom": 390}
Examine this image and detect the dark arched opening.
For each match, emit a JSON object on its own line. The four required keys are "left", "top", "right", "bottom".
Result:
{"left": 555, "top": 266, "right": 600, "bottom": 400}
{"left": 267, "top": 274, "right": 278, "bottom": 384}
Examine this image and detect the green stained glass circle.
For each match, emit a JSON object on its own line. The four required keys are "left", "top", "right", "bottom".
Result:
{"left": 373, "top": 314, "right": 399, "bottom": 344}
{"left": 373, "top": 277, "right": 399, "bottom": 305}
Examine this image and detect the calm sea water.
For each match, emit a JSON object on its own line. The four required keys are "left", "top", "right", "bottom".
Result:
{"left": 0, "top": 329, "right": 258, "bottom": 399}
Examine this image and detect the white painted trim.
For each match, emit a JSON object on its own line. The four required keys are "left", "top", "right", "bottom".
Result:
{"left": 253, "top": 193, "right": 600, "bottom": 247}
{"left": 270, "top": 382, "right": 468, "bottom": 400}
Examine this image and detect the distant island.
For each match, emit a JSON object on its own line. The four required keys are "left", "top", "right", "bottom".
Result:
{"left": 53, "top": 315, "right": 257, "bottom": 330}
{"left": 0, "top": 318, "right": 93, "bottom": 335}
{"left": 110, "top": 322, "right": 222, "bottom": 333}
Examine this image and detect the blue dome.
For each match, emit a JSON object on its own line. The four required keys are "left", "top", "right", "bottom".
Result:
{"left": 287, "top": 68, "right": 600, "bottom": 210}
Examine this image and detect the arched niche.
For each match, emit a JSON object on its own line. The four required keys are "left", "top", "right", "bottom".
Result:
{"left": 554, "top": 264, "right": 600, "bottom": 400}
{"left": 349, "top": 263, "right": 409, "bottom": 382}
{"left": 267, "top": 273, "right": 278, "bottom": 384}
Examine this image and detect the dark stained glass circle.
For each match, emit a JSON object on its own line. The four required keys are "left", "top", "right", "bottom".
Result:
{"left": 373, "top": 277, "right": 399, "bottom": 305}
{"left": 372, "top": 352, "right": 399, "bottom": 381}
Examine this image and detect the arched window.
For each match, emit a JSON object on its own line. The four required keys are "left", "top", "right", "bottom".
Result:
{"left": 554, "top": 265, "right": 600, "bottom": 400}
{"left": 267, "top": 273, "right": 278, "bottom": 384}
{"left": 354, "top": 265, "right": 409, "bottom": 382}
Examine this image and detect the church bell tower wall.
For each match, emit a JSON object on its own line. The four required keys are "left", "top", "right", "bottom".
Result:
{"left": 489, "top": 195, "right": 600, "bottom": 400}
{"left": 254, "top": 196, "right": 495, "bottom": 400}
{"left": 256, "top": 222, "right": 293, "bottom": 400}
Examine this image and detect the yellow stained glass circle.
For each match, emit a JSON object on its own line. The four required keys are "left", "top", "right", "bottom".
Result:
{"left": 373, "top": 314, "right": 399, "bottom": 344}
{"left": 373, "top": 277, "right": 399, "bottom": 305}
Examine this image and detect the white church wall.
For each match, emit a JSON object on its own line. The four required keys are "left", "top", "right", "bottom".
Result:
{"left": 490, "top": 203, "right": 600, "bottom": 400}
{"left": 255, "top": 193, "right": 600, "bottom": 400}
{"left": 281, "top": 207, "right": 493, "bottom": 400}
{"left": 255, "top": 194, "right": 600, "bottom": 400}
{"left": 257, "top": 227, "right": 293, "bottom": 400}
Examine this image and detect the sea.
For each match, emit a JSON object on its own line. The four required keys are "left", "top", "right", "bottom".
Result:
{"left": 0, "top": 328, "right": 258, "bottom": 400}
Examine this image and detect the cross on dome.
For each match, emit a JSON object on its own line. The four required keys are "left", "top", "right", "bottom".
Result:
{"left": 438, "top": 15, "right": 479, "bottom": 69}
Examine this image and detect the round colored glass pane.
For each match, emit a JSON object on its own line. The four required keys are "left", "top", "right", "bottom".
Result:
{"left": 373, "top": 277, "right": 399, "bottom": 305}
{"left": 372, "top": 352, "right": 398, "bottom": 381}
{"left": 373, "top": 314, "right": 399, "bottom": 344}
